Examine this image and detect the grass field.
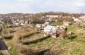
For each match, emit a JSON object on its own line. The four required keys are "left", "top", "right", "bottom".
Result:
{"left": 1, "top": 25, "right": 85, "bottom": 55}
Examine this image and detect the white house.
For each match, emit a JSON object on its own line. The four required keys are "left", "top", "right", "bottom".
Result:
{"left": 46, "top": 15, "right": 59, "bottom": 18}
{"left": 73, "top": 18, "right": 80, "bottom": 22}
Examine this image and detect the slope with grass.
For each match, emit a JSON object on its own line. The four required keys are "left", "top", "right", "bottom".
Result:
{"left": 1, "top": 25, "right": 85, "bottom": 55}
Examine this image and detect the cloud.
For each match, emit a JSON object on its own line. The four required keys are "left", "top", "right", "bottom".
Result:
{"left": 0, "top": 0, "right": 85, "bottom": 13}
{"left": 27, "top": 0, "right": 82, "bottom": 13}
{"left": 17, "top": 0, "right": 29, "bottom": 1}
{"left": 16, "top": 0, "right": 31, "bottom": 2}
{"left": 75, "top": 0, "right": 85, "bottom": 13}
{"left": 76, "top": 0, "right": 85, "bottom": 7}
{"left": 0, "top": 0, "right": 29, "bottom": 13}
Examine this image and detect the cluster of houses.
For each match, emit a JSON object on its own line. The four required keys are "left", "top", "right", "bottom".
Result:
{"left": 11, "top": 18, "right": 29, "bottom": 26}
{"left": 44, "top": 15, "right": 85, "bottom": 27}
{"left": 0, "top": 13, "right": 85, "bottom": 27}
{"left": 0, "top": 14, "right": 33, "bottom": 27}
{"left": 73, "top": 16, "right": 85, "bottom": 26}
{"left": 0, "top": 17, "right": 31, "bottom": 27}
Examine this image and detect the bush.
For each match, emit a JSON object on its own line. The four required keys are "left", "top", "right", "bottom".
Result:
{"left": 68, "top": 34, "right": 77, "bottom": 40}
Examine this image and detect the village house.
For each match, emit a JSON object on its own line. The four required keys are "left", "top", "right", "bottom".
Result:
{"left": 46, "top": 15, "right": 59, "bottom": 18}
{"left": 79, "top": 16, "right": 85, "bottom": 26}
{"left": 63, "top": 21, "right": 72, "bottom": 26}
{"left": 12, "top": 20, "right": 20, "bottom": 26}
{"left": 19, "top": 20, "right": 29, "bottom": 26}
{"left": 0, "top": 18, "right": 4, "bottom": 24}
{"left": 73, "top": 18, "right": 80, "bottom": 22}
{"left": 79, "top": 16, "right": 85, "bottom": 21}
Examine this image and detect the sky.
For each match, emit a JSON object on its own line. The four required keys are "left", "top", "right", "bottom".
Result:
{"left": 0, "top": 0, "right": 85, "bottom": 14}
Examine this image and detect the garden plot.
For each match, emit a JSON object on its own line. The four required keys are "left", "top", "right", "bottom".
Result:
{"left": 21, "top": 33, "right": 50, "bottom": 44}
